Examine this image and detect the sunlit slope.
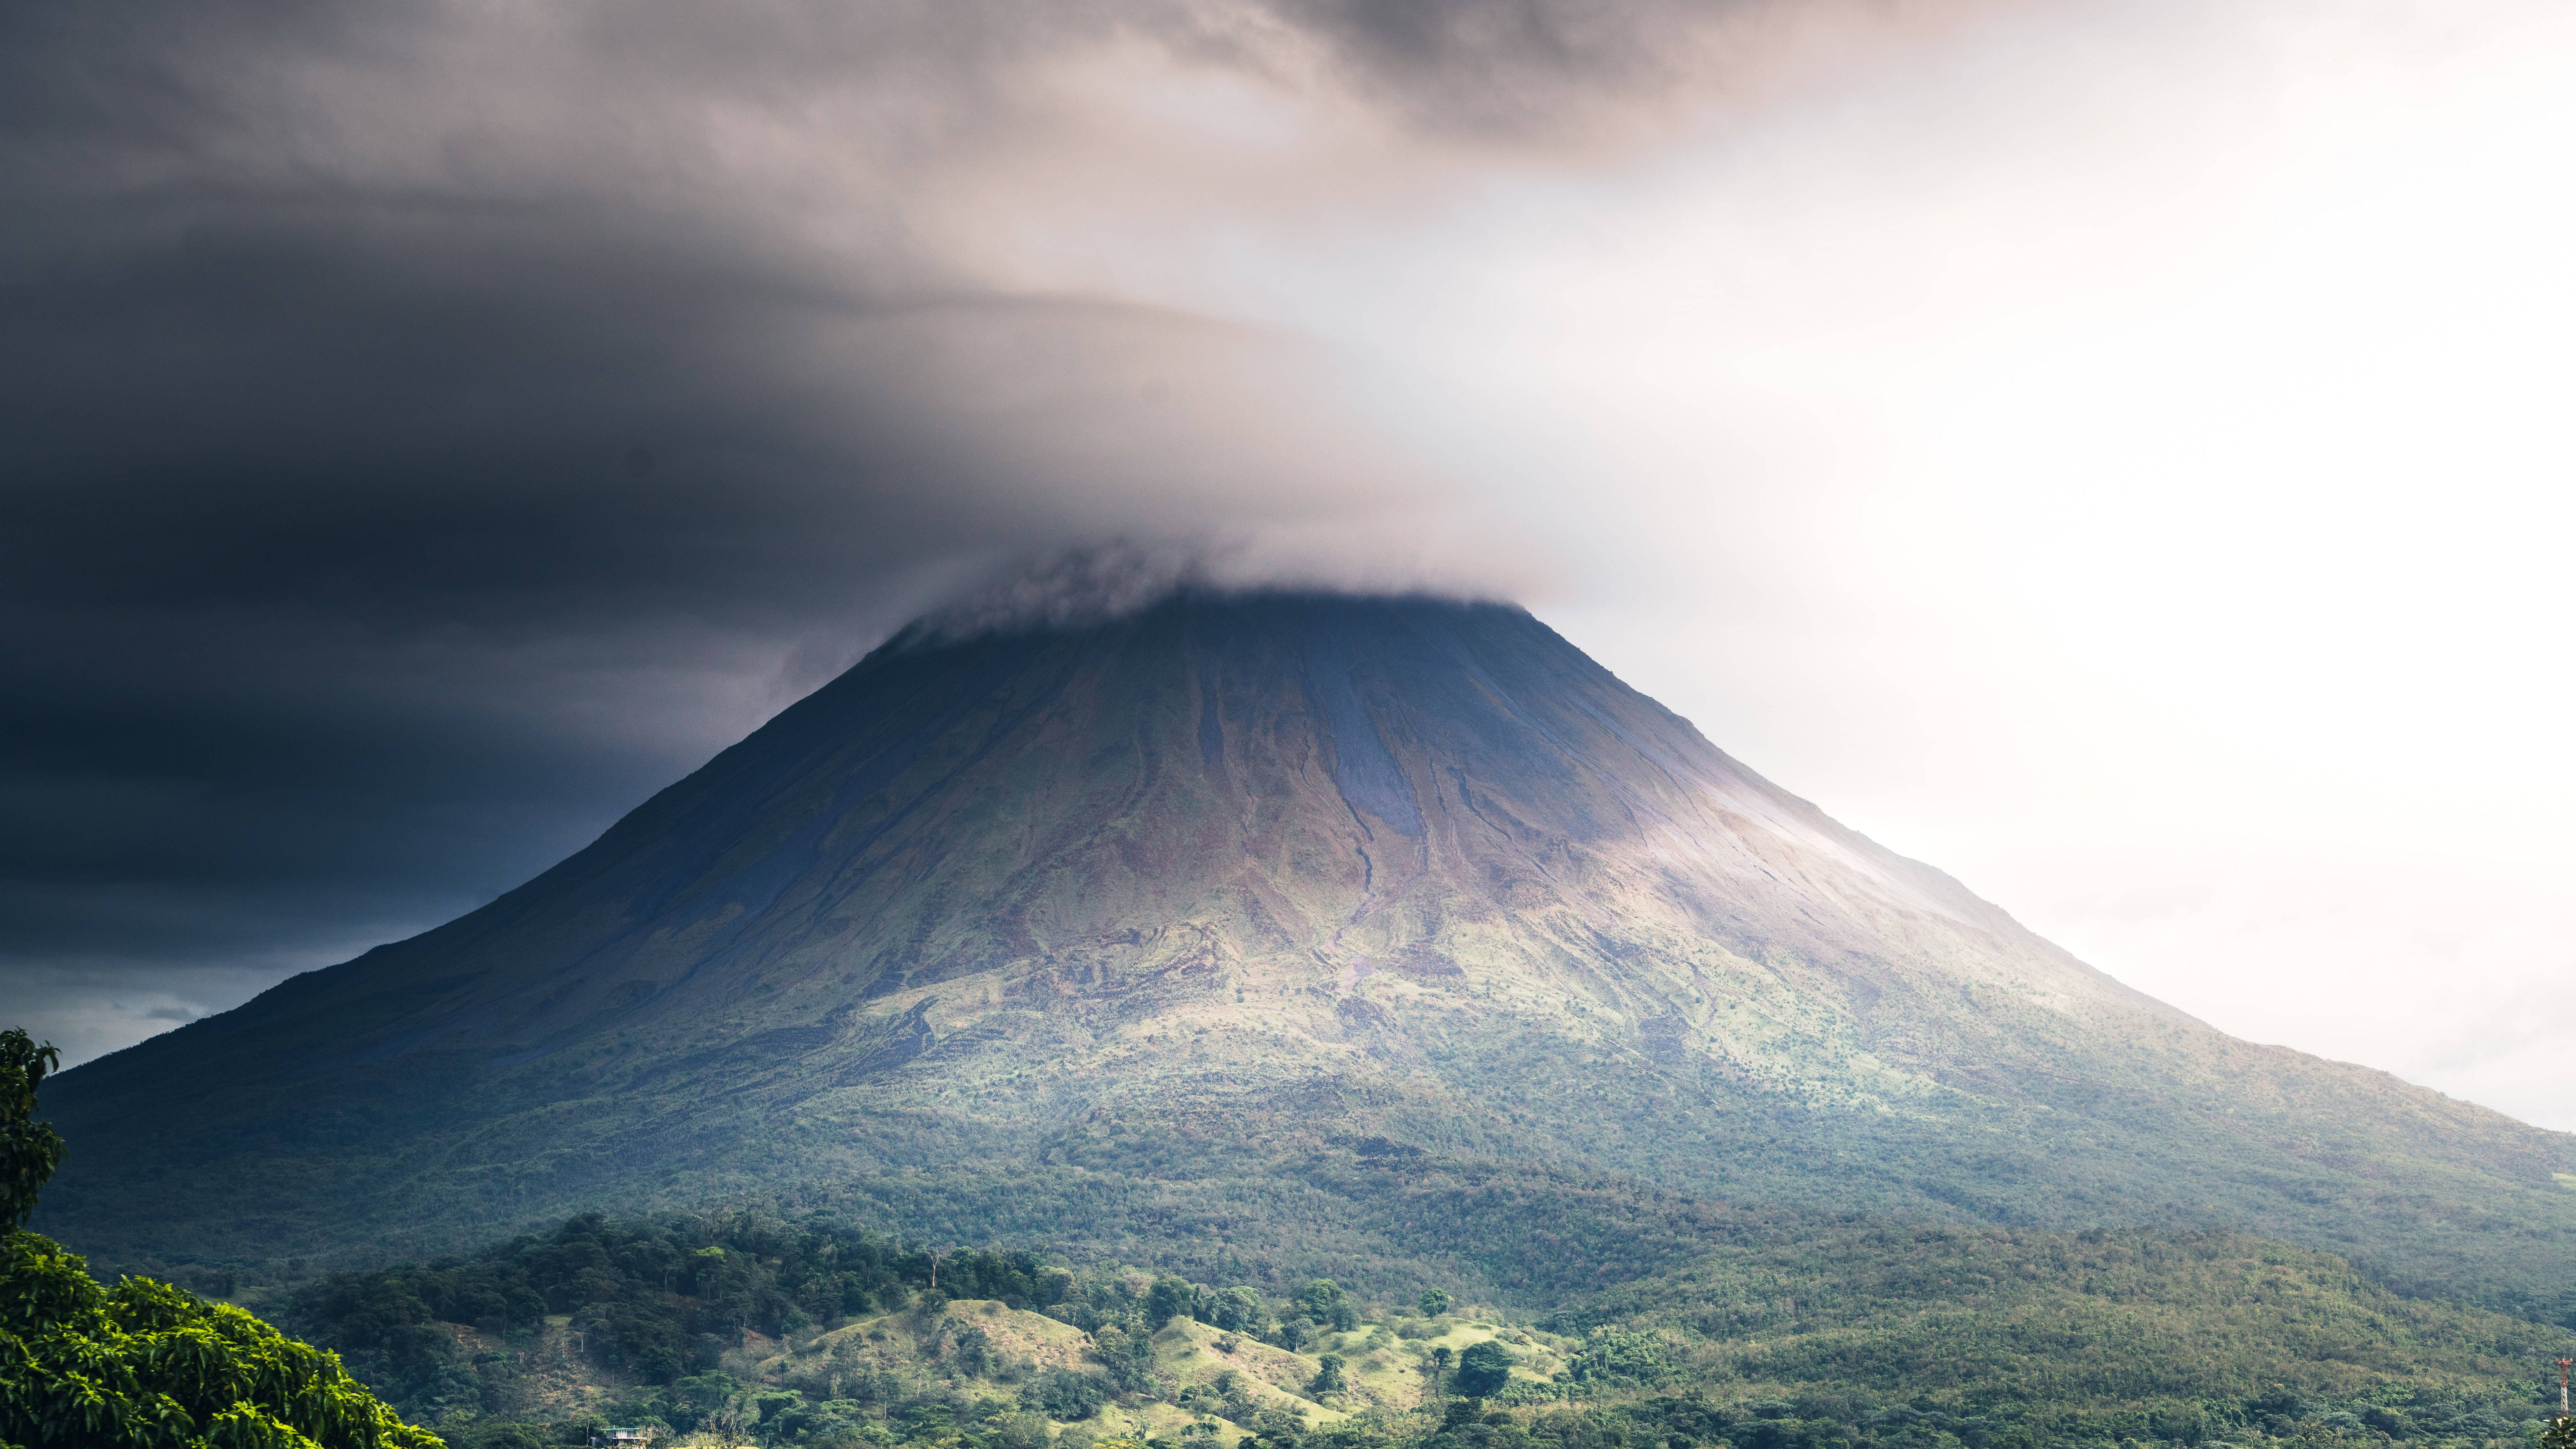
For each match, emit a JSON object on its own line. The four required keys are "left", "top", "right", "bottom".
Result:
{"left": 37, "top": 594, "right": 2574, "bottom": 1310}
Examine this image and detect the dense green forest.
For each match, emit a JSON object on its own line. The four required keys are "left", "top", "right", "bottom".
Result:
{"left": 259, "top": 1209, "right": 2576, "bottom": 1449}
{"left": 114, "top": 1127, "right": 2567, "bottom": 1349}
{"left": 282, "top": 1212, "right": 1062, "bottom": 1414}
{"left": 114, "top": 1139, "right": 1860, "bottom": 1324}
{"left": 1546, "top": 1224, "right": 2571, "bottom": 1445}
{"left": 64, "top": 1067, "right": 2576, "bottom": 1335}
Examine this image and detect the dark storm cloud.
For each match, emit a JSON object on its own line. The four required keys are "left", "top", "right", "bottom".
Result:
{"left": 0, "top": 0, "right": 1801, "bottom": 1061}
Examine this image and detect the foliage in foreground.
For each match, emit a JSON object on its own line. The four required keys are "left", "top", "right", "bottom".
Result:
{"left": 0, "top": 1026, "right": 443, "bottom": 1449}
{"left": 0, "top": 1030, "right": 65, "bottom": 1234}
{"left": 1, "top": 1230, "right": 445, "bottom": 1449}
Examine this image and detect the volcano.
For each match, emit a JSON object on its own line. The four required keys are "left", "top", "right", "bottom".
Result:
{"left": 37, "top": 593, "right": 2575, "bottom": 1309}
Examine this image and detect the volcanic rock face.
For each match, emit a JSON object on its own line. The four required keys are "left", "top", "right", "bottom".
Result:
{"left": 38, "top": 594, "right": 2575, "bottom": 1299}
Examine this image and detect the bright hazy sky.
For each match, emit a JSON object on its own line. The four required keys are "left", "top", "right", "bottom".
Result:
{"left": 1413, "top": 0, "right": 2576, "bottom": 1131}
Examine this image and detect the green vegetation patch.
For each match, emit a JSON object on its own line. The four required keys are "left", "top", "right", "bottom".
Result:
{"left": 2, "top": 1231, "right": 443, "bottom": 1449}
{"left": 1540, "top": 1223, "right": 2571, "bottom": 1446}
{"left": 0, "top": 1027, "right": 441, "bottom": 1449}
{"left": 244, "top": 1210, "right": 2576, "bottom": 1449}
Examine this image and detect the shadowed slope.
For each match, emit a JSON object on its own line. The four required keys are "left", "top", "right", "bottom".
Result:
{"left": 37, "top": 594, "right": 2575, "bottom": 1312}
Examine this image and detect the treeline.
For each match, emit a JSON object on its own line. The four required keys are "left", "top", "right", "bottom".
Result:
{"left": 284, "top": 1208, "right": 1414, "bottom": 1433}
{"left": 285, "top": 1210, "right": 1057, "bottom": 1416}
{"left": 111, "top": 1136, "right": 1817, "bottom": 1313}
{"left": 108, "top": 1121, "right": 2576, "bottom": 1334}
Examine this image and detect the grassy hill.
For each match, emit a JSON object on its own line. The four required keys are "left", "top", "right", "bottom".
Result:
{"left": 252, "top": 1211, "right": 2571, "bottom": 1449}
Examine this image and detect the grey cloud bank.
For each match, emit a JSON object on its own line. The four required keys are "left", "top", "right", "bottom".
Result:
{"left": 5, "top": 0, "right": 1838, "bottom": 1059}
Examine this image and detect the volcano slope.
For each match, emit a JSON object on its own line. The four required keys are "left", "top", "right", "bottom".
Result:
{"left": 36, "top": 594, "right": 2576, "bottom": 1313}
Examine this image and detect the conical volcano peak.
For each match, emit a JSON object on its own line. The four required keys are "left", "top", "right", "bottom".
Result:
{"left": 38, "top": 592, "right": 2573, "bottom": 1301}
{"left": 404, "top": 589, "right": 2146, "bottom": 1074}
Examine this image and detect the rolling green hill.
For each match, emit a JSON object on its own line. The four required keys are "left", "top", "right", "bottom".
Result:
{"left": 37, "top": 594, "right": 2576, "bottom": 1317}
{"left": 261, "top": 1211, "right": 2571, "bottom": 1449}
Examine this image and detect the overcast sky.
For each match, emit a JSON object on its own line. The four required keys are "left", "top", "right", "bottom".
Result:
{"left": 7, "top": 0, "right": 2573, "bottom": 1132}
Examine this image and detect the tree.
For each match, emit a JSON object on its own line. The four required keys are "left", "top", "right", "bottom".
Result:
{"left": 705, "top": 1399, "right": 751, "bottom": 1449}
{"left": 1092, "top": 1324, "right": 1154, "bottom": 1395}
{"left": 1148, "top": 1276, "right": 1194, "bottom": 1327}
{"left": 2542, "top": 1416, "right": 2576, "bottom": 1449}
{"left": 1212, "top": 1287, "right": 1265, "bottom": 1335}
{"left": 0, "top": 1024, "right": 442, "bottom": 1449}
{"left": 952, "top": 1323, "right": 994, "bottom": 1377}
{"left": 1564, "top": 1326, "right": 1666, "bottom": 1387}
{"left": 1039, "top": 1367, "right": 1110, "bottom": 1420}
{"left": 1428, "top": 1345, "right": 1453, "bottom": 1401}
{"left": 1294, "top": 1278, "right": 1354, "bottom": 1332}
{"left": 1453, "top": 1341, "right": 1512, "bottom": 1399}
{"left": 0, "top": 1029, "right": 64, "bottom": 1231}
{"left": 1415, "top": 1289, "right": 1450, "bottom": 1318}
{"left": 1310, "top": 1354, "right": 1347, "bottom": 1395}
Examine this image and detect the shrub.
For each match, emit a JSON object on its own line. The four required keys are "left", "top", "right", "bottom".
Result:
{"left": 1454, "top": 1341, "right": 1513, "bottom": 1399}
{"left": 1040, "top": 1367, "right": 1111, "bottom": 1419}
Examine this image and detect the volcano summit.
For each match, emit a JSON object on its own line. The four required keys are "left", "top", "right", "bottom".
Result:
{"left": 37, "top": 593, "right": 2575, "bottom": 1309}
